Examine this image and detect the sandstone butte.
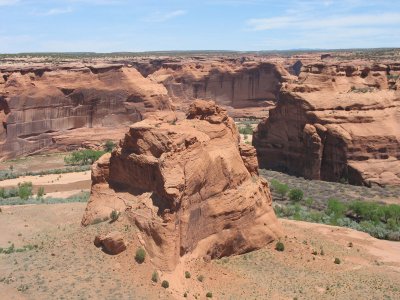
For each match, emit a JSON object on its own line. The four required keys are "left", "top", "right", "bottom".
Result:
{"left": 81, "top": 100, "right": 282, "bottom": 271}
{"left": 253, "top": 61, "right": 400, "bottom": 187}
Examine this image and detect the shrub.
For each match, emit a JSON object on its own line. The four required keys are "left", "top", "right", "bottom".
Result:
{"left": 197, "top": 275, "right": 204, "bottom": 282}
{"left": 135, "top": 247, "right": 146, "bottom": 264}
{"left": 18, "top": 182, "right": 33, "bottom": 200}
{"left": 288, "top": 189, "right": 304, "bottom": 202}
{"left": 275, "top": 241, "right": 285, "bottom": 252}
{"left": 206, "top": 292, "right": 213, "bottom": 298}
{"left": 64, "top": 150, "right": 106, "bottom": 166}
{"left": 334, "top": 258, "right": 341, "bottom": 264}
{"left": 104, "top": 140, "right": 116, "bottom": 152}
{"left": 238, "top": 123, "right": 253, "bottom": 135}
{"left": 37, "top": 187, "right": 45, "bottom": 198}
{"left": 326, "top": 199, "right": 346, "bottom": 220}
{"left": 161, "top": 280, "right": 169, "bottom": 289}
{"left": 184, "top": 292, "right": 188, "bottom": 297}
{"left": 304, "top": 197, "right": 314, "bottom": 208}
{"left": 110, "top": 210, "right": 120, "bottom": 222}
{"left": 151, "top": 271, "right": 158, "bottom": 283}
{"left": 270, "top": 179, "right": 289, "bottom": 200}
{"left": 185, "top": 271, "right": 191, "bottom": 279}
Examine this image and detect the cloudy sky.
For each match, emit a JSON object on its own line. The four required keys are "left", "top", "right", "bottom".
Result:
{"left": 0, "top": 0, "right": 399, "bottom": 53}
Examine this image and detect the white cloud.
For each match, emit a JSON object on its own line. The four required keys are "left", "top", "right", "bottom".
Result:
{"left": 39, "top": 7, "right": 73, "bottom": 16}
{"left": 247, "top": 13, "right": 400, "bottom": 31}
{"left": 145, "top": 10, "right": 187, "bottom": 23}
{"left": 0, "top": 0, "right": 19, "bottom": 6}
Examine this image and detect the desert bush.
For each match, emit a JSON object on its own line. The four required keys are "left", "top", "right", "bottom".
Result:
{"left": 37, "top": 187, "right": 45, "bottom": 198}
{"left": 161, "top": 280, "right": 169, "bottom": 289}
{"left": 18, "top": 182, "right": 32, "bottom": 200}
{"left": 270, "top": 179, "right": 289, "bottom": 200}
{"left": 185, "top": 271, "right": 191, "bottom": 279}
{"left": 64, "top": 149, "right": 106, "bottom": 166}
{"left": 206, "top": 292, "right": 213, "bottom": 298}
{"left": 135, "top": 247, "right": 146, "bottom": 264}
{"left": 326, "top": 198, "right": 346, "bottom": 221}
{"left": 334, "top": 258, "right": 341, "bottom": 264}
{"left": 304, "top": 197, "right": 314, "bottom": 208}
{"left": 151, "top": 271, "right": 158, "bottom": 283}
{"left": 238, "top": 123, "right": 253, "bottom": 135}
{"left": 275, "top": 241, "right": 285, "bottom": 252}
{"left": 288, "top": 188, "right": 304, "bottom": 202}
{"left": 104, "top": 140, "right": 116, "bottom": 152}
{"left": 197, "top": 275, "right": 204, "bottom": 282}
{"left": 110, "top": 210, "right": 120, "bottom": 222}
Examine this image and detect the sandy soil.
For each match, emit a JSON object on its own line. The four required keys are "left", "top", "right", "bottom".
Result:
{"left": 0, "top": 172, "right": 91, "bottom": 194}
{"left": 1, "top": 203, "right": 399, "bottom": 300}
{"left": 0, "top": 153, "right": 68, "bottom": 174}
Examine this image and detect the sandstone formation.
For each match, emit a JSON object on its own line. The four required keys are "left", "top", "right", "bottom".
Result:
{"left": 151, "top": 60, "right": 289, "bottom": 119}
{"left": 0, "top": 63, "right": 171, "bottom": 159}
{"left": 94, "top": 231, "right": 127, "bottom": 255}
{"left": 82, "top": 100, "right": 282, "bottom": 271}
{"left": 254, "top": 62, "right": 400, "bottom": 186}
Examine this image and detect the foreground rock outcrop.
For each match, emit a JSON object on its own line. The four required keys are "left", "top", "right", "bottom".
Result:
{"left": 254, "top": 62, "right": 400, "bottom": 186}
{"left": 0, "top": 63, "right": 171, "bottom": 159}
{"left": 82, "top": 100, "right": 282, "bottom": 271}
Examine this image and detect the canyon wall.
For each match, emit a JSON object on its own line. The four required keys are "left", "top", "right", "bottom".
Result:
{"left": 253, "top": 62, "right": 400, "bottom": 186}
{"left": 0, "top": 63, "right": 171, "bottom": 159}
{"left": 151, "top": 60, "right": 289, "bottom": 118}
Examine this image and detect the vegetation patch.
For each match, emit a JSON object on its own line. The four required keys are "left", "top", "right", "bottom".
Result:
{"left": 135, "top": 247, "right": 146, "bottom": 264}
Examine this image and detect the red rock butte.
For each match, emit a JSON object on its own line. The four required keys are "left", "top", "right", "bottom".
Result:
{"left": 82, "top": 100, "right": 282, "bottom": 271}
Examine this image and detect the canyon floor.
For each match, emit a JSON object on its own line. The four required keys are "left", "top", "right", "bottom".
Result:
{"left": 0, "top": 202, "right": 399, "bottom": 300}
{"left": 1, "top": 153, "right": 400, "bottom": 299}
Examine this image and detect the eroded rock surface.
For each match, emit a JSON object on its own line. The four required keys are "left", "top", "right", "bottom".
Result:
{"left": 254, "top": 62, "right": 400, "bottom": 186}
{"left": 94, "top": 231, "right": 127, "bottom": 255}
{"left": 82, "top": 100, "right": 282, "bottom": 271}
{"left": 151, "top": 60, "right": 290, "bottom": 119}
{"left": 0, "top": 64, "right": 171, "bottom": 159}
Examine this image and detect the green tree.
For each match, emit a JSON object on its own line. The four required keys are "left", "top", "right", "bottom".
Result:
{"left": 326, "top": 199, "right": 346, "bottom": 221}
{"left": 270, "top": 179, "right": 289, "bottom": 199}
{"left": 18, "top": 182, "right": 33, "bottom": 200}
{"left": 288, "top": 189, "right": 304, "bottom": 202}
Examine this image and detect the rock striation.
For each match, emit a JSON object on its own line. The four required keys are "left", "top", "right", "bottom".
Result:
{"left": 82, "top": 100, "right": 282, "bottom": 271}
{"left": 0, "top": 63, "right": 171, "bottom": 159}
{"left": 150, "top": 60, "right": 289, "bottom": 118}
{"left": 253, "top": 62, "right": 400, "bottom": 186}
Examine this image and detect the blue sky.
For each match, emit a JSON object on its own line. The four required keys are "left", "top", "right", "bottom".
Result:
{"left": 0, "top": 0, "right": 399, "bottom": 53}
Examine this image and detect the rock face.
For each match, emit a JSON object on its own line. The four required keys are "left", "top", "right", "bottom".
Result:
{"left": 254, "top": 62, "right": 400, "bottom": 186}
{"left": 0, "top": 63, "right": 171, "bottom": 160}
{"left": 82, "top": 100, "right": 282, "bottom": 271}
{"left": 151, "top": 60, "right": 289, "bottom": 118}
{"left": 94, "top": 231, "right": 127, "bottom": 255}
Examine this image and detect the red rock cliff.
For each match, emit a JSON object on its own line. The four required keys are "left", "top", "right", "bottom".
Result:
{"left": 82, "top": 100, "right": 282, "bottom": 271}
{"left": 0, "top": 63, "right": 171, "bottom": 159}
{"left": 253, "top": 62, "right": 400, "bottom": 186}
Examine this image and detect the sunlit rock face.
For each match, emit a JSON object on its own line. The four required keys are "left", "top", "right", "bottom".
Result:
{"left": 253, "top": 62, "right": 400, "bottom": 186}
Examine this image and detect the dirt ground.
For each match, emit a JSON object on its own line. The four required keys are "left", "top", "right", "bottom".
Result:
{"left": 1, "top": 203, "right": 399, "bottom": 300}
{"left": 0, "top": 153, "right": 68, "bottom": 174}
{"left": 0, "top": 172, "right": 91, "bottom": 194}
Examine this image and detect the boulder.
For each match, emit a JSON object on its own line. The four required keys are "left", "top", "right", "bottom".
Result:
{"left": 94, "top": 231, "right": 127, "bottom": 255}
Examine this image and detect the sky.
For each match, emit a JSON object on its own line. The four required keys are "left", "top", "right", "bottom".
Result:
{"left": 0, "top": 0, "right": 399, "bottom": 53}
